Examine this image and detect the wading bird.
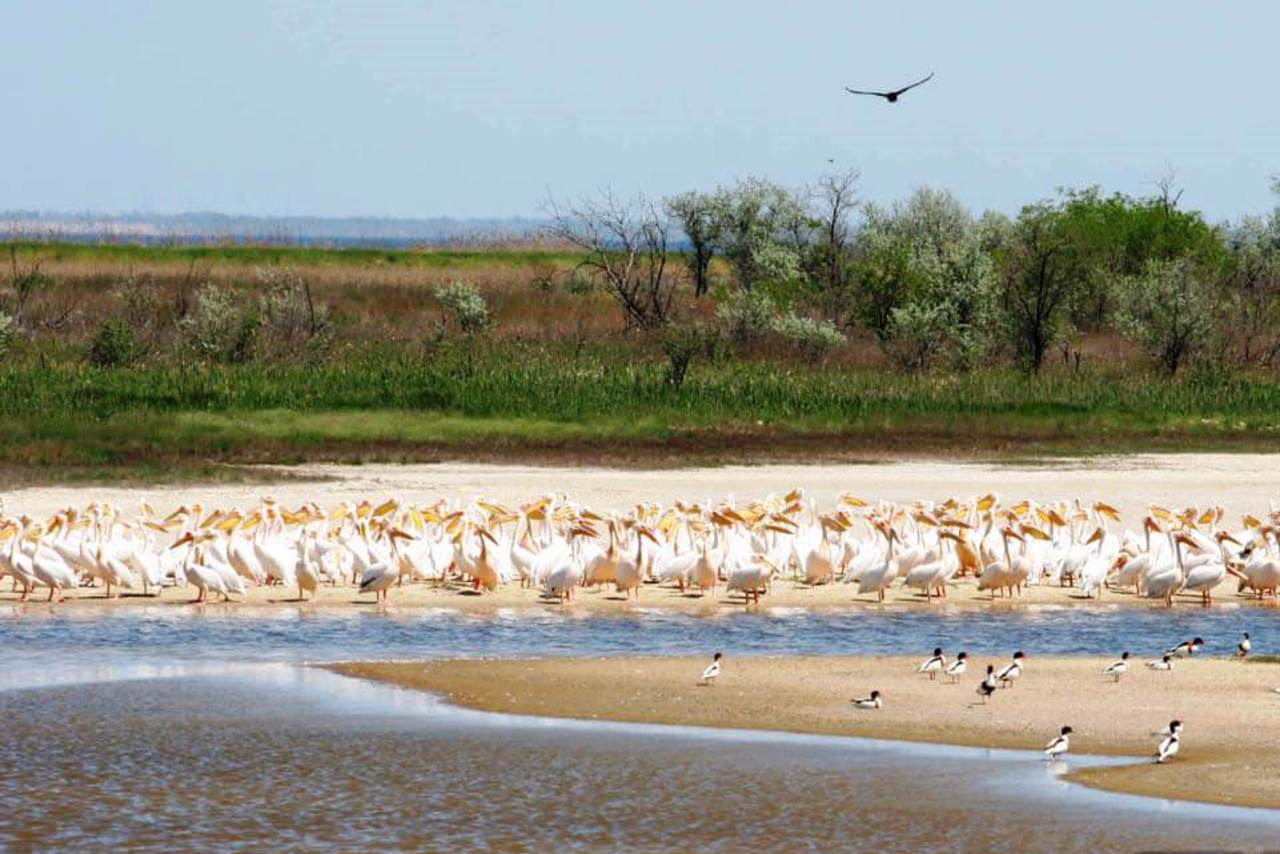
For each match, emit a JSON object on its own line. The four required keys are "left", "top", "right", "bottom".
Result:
{"left": 1044, "top": 726, "right": 1072, "bottom": 760}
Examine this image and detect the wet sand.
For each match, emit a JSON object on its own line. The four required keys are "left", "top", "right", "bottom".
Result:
{"left": 9, "top": 453, "right": 1280, "bottom": 522}
{"left": 332, "top": 655, "right": 1280, "bottom": 810}
{"left": 6, "top": 573, "right": 1279, "bottom": 612}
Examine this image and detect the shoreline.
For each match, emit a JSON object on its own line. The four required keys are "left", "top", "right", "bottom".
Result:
{"left": 327, "top": 655, "right": 1280, "bottom": 810}
{"left": 4, "top": 575, "right": 1278, "bottom": 613}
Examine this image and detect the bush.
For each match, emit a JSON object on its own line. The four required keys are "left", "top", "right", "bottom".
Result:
{"left": 662, "top": 322, "right": 717, "bottom": 387}
{"left": 257, "top": 266, "right": 332, "bottom": 358}
{"left": 1117, "top": 257, "right": 1216, "bottom": 374}
{"left": 771, "top": 313, "right": 844, "bottom": 363}
{"left": 89, "top": 318, "right": 136, "bottom": 368}
{"left": 435, "top": 281, "right": 490, "bottom": 335}
{"left": 884, "top": 302, "right": 952, "bottom": 372}
{"left": 180, "top": 284, "right": 247, "bottom": 362}
{"left": 0, "top": 311, "right": 14, "bottom": 359}
{"left": 716, "top": 289, "right": 775, "bottom": 344}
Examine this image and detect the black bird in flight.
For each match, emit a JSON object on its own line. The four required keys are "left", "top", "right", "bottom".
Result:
{"left": 844, "top": 71, "right": 934, "bottom": 103}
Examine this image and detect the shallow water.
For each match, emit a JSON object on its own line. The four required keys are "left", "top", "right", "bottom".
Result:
{"left": 1, "top": 609, "right": 1278, "bottom": 852}
{"left": 1, "top": 604, "right": 1273, "bottom": 678}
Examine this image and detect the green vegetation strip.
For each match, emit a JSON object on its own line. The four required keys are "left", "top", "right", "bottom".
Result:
{"left": 5, "top": 350, "right": 1280, "bottom": 474}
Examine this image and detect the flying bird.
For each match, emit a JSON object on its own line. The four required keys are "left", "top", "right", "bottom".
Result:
{"left": 844, "top": 71, "right": 934, "bottom": 103}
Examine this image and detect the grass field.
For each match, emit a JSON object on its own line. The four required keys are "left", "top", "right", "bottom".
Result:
{"left": 5, "top": 348, "right": 1280, "bottom": 482}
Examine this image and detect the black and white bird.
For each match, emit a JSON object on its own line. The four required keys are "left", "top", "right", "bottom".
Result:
{"left": 975, "top": 665, "right": 997, "bottom": 703}
{"left": 1154, "top": 719, "right": 1182, "bottom": 764}
{"left": 917, "top": 647, "right": 946, "bottom": 681}
{"left": 698, "top": 652, "right": 722, "bottom": 686}
{"left": 1146, "top": 654, "right": 1174, "bottom": 671}
{"left": 852, "top": 690, "right": 883, "bottom": 710}
{"left": 1237, "top": 632, "right": 1251, "bottom": 658}
{"left": 1166, "top": 637, "right": 1204, "bottom": 657}
{"left": 945, "top": 651, "right": 968, "bottom": 683}
{"left": 1044, "top": 725, "right": 1073, "bottom": 760}
{"left": 1103, "top": 652, "right": 1130, "bottom": 682}
{"left": 997, "top": 651, "right": 1026, "bottom": 688}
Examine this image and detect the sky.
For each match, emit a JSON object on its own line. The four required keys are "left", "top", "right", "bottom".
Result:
{"left": 2, "top": 1, "right": 1277, "bottom": 221}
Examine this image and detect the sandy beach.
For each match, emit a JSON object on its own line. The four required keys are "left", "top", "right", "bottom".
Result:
{"left": 8, "top": 453, "right": 1280, "bottom": 522}
{"left": 332, "top": 655, "right": 1280, "bottom": 810}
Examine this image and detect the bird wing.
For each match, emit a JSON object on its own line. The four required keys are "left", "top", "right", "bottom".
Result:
{"left": 888, "top": 71, "right": 934, "bottom": 97}
{"left": 1045, "top": 736, "right": 1064, "bottom": 751}
{"left": 700, "top": 663, "right": 718, "bottom": 679}
{"left": 844, "top": 87, "right": 889, "bottom": 98}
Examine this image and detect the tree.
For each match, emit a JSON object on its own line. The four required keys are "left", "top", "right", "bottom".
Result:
{"left": 1055, "top": 185, "right": 1225, "bottom": 326}
{"left": 665, "top": 191, "right": 717, "bottom": 297}
{"left": 1117, "top": 257, "right": 1216, "bottom": 374}
{"left": 807, "top": 168, "right": 860, "bottom": 316}
{"left": 546, "top": 191, "right": 679, "bottom": 331}
{"left": 849, "top": 188, "right": 998, "bottom": 370}
{"left": 706, "top": 178, "right": 810, "bottom": 291}
{"left": 997, "top": 203, "right": 1079, "bottom": 373}
{"left": 1221, "top": 209, "right": 1280, "bottom": 366}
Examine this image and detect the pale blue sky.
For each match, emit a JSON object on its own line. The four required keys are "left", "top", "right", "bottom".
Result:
{"left": 2, "top": 1, "right": 1277, "bottom": 220}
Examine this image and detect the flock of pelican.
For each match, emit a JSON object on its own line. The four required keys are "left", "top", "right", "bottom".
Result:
{"left": 2, "top": 490, "right": 1280, "bottom": 606}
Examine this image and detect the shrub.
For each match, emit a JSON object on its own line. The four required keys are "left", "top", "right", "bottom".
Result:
{"left": 1117, "top": 257, "right": 1216, "bottom": 374}
{"left": 771, "top": 313, "right": 845, "bottom": 363}
{"left": 180, "top": 284, "right": 250, "bottom": 363}
{"left": 89, "top": 318, "right": 136, "bottom": 368}
{"left": 884, "top": 302, "right": 952, "bottom": 372}
{"left": 662, "top": 321, "right": 717, "bottom": 387}
{"left": 716, "top": 289, "right": 775, "bottom": 344}
{"left": 0, "top": 311, "right": 14, "bottom": 359}
{"left": 257, "top": 266, "right": 332, "bottom": 358}
{"left": 435, "top": 281, "right": 490, "bottom": 335}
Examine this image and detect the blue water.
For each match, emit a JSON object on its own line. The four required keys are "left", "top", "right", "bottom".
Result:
{"left": 1, "top": 606, "right": 1277, "bottom": 852}
{"left": 0, "top": 605, "right": 1272, "bottom": 666}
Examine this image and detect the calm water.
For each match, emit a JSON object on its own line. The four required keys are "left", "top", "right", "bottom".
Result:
{"left": 1, "top": 608, "right": 1278, "bottom": 853}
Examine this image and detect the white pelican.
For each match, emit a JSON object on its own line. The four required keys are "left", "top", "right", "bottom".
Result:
{"left": 297, "top": 536, "right": 321, "bottom": 601}
{"left": 1044, "top": 725, "right": 1072, "bottom": 760}
{"left": 614, "top": 524, "right": 657, "bottom": 598}
{"left": 359, "top": 560, "right": 398, "bottom": 605}
{"left": 1146, "top": 655, "right": 1174, "bottom": 671}
{"left": 851, "top": 690, "right": 882, "bottom": 709}
{"left": 996, "top": 651, "right": 1026, "bottom": 688}
{"left": 945, "top": 652, "right": 968, "bottom": 683}
{"left": 1154, "top": 720, "right": 1182, "bottom": 763}
{"left": 698, "top": 653, "right": 722, "bottom": 686}
{"left": 30, "top": 537, "right": 79, "bottom": 602}
{"left": 1102, "top": 652, "right": 1130, "bottom": 682}
{"left": 916, "top": 647, "right": 946, "bottom": 681}
{"left": 856, "top": 521, "right": 898, "bottom": 602}
{"left": 1237, "top": 632, "right": 1251, "bottom": 658}
{"left": 171, "top": 533, "right": 230, "bottom": 603}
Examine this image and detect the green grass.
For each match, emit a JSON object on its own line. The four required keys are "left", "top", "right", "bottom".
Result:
{"left": 6, "top": 345, "right": 1280, "bottom": 479}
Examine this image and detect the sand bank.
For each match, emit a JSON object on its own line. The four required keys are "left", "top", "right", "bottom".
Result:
{"left": 8, "top": 453, "right": 1280, "bottom": 522}
{"left": 330, "top": 655, "right": 1280, "bottom": 810}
